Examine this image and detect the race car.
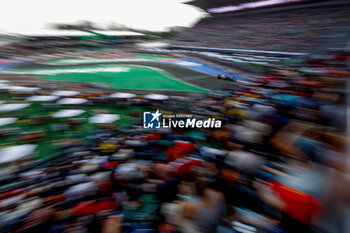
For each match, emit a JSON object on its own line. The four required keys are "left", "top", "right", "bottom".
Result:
{"left": 217, "top": 74, "right": 237, "bottom": 82}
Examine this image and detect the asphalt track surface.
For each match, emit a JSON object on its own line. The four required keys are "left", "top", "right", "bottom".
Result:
{"left": 15, "top": 61, "right": 230, "bottom": 91}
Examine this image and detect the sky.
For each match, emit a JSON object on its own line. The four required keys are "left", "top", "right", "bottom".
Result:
{"left": 0, "top": 0, "right": 206, "bottom": 34}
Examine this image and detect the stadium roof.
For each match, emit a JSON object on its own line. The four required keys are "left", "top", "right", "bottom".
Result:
{"left": 92, "top": 30, "right": 144, "bottom": 36}
{"left": 3, "top": 29, "right": 144, "bottom": 38}
{"left": 137, "top": 42, "right": 168, "bottom": 48}
{"left": 188, "top": 0, "right": 246, "bottom": 10}
{"left": 6, "top": 29, "right": 91, "bottom": 37}
{"left": 188, "top": 0, "right": 320, "bottom": 13}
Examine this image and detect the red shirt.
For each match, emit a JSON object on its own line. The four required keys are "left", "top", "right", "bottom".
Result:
{"left": 271, "top": 180, "right": 323, "bottom": 225}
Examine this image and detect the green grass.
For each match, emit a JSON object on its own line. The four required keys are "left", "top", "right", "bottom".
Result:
{"left": 44, "top": 54, "right": 175, "bottom": 65}
{"left": 2, "top": 65, "right": 208, "bottom": 92}
{"left": 3, "top": 65, "right": 208, "bottom": 92}
{"left": 132, "top": 54, "right": 176, "bottom": 60}
{"left": 0, "top": 95, "right": 149, "bottom": 160}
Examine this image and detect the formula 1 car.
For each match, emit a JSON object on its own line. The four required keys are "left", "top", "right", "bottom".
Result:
{"left": 217, "top": 74, "right": 237, "bottom": 82}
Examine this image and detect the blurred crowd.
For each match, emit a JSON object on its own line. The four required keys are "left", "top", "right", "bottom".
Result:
{"left": 0, "top": 48, "right": 135, "bottom": 63}
{"left": 171, "top": 4, "right": 350, "bottom": 53}
{"left": 0, "top": 45, "right": 348, "bottom": 233}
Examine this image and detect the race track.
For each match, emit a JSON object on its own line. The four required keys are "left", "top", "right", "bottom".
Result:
{"left": 14, "top": 60, "right": 230, "bottom": 91}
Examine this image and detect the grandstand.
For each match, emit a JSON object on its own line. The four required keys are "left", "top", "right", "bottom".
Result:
{"left": 0, "top": 30, "right": 145, "bottom": 58}
{"left": 171, "top": 1, "right": 350, "bottom": 53}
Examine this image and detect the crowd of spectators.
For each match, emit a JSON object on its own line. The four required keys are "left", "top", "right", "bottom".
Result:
{"left": 0, "top": 47, "right": 348, "bottom": 233}
{"left": 170, "top": 4, "right": 350, "bottom": 53}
